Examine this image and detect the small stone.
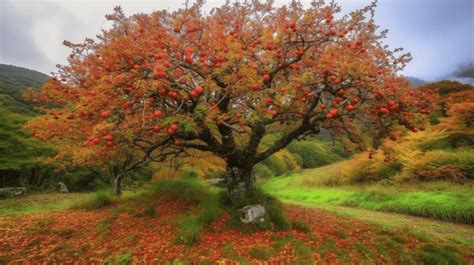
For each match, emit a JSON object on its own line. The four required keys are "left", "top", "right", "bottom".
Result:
{"left": 57, "top": 182, "right": 69, "bottom": 193}
{"left": 239, "top": 204, "right": 266, "bottom": 224}
{"left": 0, "top": 187, "right": 26, "bottom": 199}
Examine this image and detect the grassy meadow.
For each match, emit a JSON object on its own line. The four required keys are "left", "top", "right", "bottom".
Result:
{"left": 261, "top": 163, "right": 474, "bottom": 224}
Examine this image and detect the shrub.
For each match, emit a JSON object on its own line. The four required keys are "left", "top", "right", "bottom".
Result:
{"left": 290, "top": 152, "right": 304, "bottom": 168}
{"left": 410, "top": 151, "right": 474, "bottom": 182}
{"left": 253, "top": 164, "right": 274, "bottom": 179}
{"left": 376, "top": 162, "right": 403, "bottom": 179}
{"left": 145, "top": 179, "right": 209, "bottom": 204}
{"left": 261, "top": 155, "right": 288, "bottom": 176}
{"left": 277, "top": 150, "right": 300, "bottom": 171}
{"left": 287, "top": 141, "right": 342, "bottom": 168}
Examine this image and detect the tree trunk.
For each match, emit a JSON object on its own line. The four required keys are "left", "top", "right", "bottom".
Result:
{"left": 113, "top": 175, "right": 124, "bottom": 196}
{"left": 226, "top": 165, "right": 255, "bottom": 203}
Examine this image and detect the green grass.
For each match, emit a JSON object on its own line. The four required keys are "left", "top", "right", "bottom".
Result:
{"left": 249, "top": 246, "right": 274, "bottom": 260}
{"left": 0, "top": 193, "right": 93, "bottom": 215}
{"left": 262, "top": 172, "right": 474, "bottom": 224}
{"left": 173, "top": 218, "right": 203, "bottom": 245}
{"left": 71, "top": 190, "right": 114, "bottom": 210}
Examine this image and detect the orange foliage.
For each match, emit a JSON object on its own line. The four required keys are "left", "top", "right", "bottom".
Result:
{"left": 24, "top": 1, "right": 436, "bottom": 192}
{"left": 0, "top": 201, "right": 425, "bottom": 263}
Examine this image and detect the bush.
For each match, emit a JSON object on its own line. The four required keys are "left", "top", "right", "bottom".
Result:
{"left": 287, "top": 141, "right": 342, "bottom": 168}
{"left": 410, "top": 151, "right": 474, "bottom": 182}
{"left": 278, "top": 150, "right": 300, "bottom": 171}
{"left": 261, "top": 155, "right": 288, "bottom": 176}
{"left": 376, "top": 162, "right": 403, "bottom": 179}
{"left": 290, "top": 152, "right": 304, "bottom": 168}
{"left": 253, "top": 164, "right": 274, "bottom": 179}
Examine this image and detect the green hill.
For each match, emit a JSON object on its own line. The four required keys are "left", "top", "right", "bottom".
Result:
{"left": 0, "top": 64, "right": 49, "bottom": 115}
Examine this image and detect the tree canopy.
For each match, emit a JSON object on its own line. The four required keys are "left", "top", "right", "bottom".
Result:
{"left": 26, "top": 0, "right": 436, "bottom": 199}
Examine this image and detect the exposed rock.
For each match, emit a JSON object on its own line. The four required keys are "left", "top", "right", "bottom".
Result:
{"left": 239, "top": 204, "right": 266, "bottom": 224}
{"left": 57, "top": 182, "right": 69, "bottom": 193}
{"left": 207, "top": 178, "right": 226, "bottom": 187}
{"left": 0, "top": 187, "right": 26, "bottom": 199}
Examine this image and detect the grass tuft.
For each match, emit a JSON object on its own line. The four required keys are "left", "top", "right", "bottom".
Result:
{"left": 173, "top": 218, "right": 202, "bottom": 246}
{"left": 71, "top": 191, "right": 114, "bottom": 210}
{"left": 291, "top": 220, "right": 312, "bottom": 234}
{"left": 249, "top": 246, "right": 274, "bottom": 260}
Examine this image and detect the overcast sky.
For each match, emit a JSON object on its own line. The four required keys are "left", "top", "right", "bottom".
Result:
{"left": 1, "top": 0, "right": 473, "bottom": 81}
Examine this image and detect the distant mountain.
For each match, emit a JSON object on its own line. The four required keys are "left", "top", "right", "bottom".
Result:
{"left": 0, "top": 64, "right": 49, "bottom": 115}
{"left": 405, "top": 76, "right": 427, "bottom": 87}
{"left": 443, "top": 63, "right": 474, "bottom": 85}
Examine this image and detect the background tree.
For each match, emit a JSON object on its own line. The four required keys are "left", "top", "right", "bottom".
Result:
{"left": 0, "top": 107, "right": 54, "bottom": 188}
{"left": 26, "top": 0, "right": 436, "bottom": 201}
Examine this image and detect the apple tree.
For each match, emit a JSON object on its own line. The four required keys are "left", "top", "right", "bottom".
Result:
{"left": 26, "top": 1, "right": 436, "bottom": 200}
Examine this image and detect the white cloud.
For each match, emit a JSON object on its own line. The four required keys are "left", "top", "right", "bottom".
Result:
{"left": 1, "top": 0, "right": 473, "bottom": 80}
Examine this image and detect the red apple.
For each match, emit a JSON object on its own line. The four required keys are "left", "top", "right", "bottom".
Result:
{"left": 158, "top": 88, "right": 167, "bottom": 95}
{"left": 346, "top": 104, "right": 355, "bottom": 111}
{"left": 379, "top": 107, "right": 389, "bottom": 115}
{"left": 262, "top": 74, "right": 271, "bottom": 83}
{"left": 251, "top": 83, "right": 261, "bottom": 91}
{"left": 100, "top": 110, "right": 109, "bottom": 118}
{"left": 194, "top": 86, "right": 204, "bottom": 94}
{"left": 154, "top": 110, "right": 163, "bottom": 118}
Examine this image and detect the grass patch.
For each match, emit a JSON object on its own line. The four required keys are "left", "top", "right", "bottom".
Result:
{"left": 291, "top": 220, "right": 312, "bottom": 234}
{"left": 418, "top": 244, "right": 465, "bottom": 265}
{"left": 249, "top": 246, "right": 274, "bottom": 260}
{"left": 272, "top": 234, "right": 315, "bottom": 262}
{"left": 221, "top": 244, "right": 251, "bottom": 264}
{"left": 341, "top": 189, "right": 474, "bottom": 224}
{"left": 221, "top": 188, "right": 290, "bottom": 232}
{"left": 262, "top": 175, "right": 474, "bottom": 224}
{"left": 0, "top": 193, "right": 91, "bottom": 215}
{"left": 173, "top": 218, "right": 202, "bottom": 245}
{"left": 96, "top": 218, "right": 112, "bottom": 238}
{"left": 105, "top": 251, "right": 133, "bottom": 265}
{"left": 71, "top": 191, "right": 114, "bottom": 210}
{"left": 131, "top": 179, "right": 223, "bottom": 245}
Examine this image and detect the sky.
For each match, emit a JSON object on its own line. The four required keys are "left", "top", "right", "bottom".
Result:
{"left": 0, "top": 0, "right": 473, "bottom": 81}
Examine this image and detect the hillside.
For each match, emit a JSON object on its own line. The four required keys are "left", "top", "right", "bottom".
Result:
{"left": 0, "top": 64, "right": 49, "bottom": 115}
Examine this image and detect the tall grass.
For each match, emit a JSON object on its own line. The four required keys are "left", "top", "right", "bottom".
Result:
{"left": 262, "top": 176, "right": 474, "bottom": 224}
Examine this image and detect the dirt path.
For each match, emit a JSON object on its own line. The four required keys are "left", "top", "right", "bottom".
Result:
{"left": 285, "top": 202, "right": 474, "bottom": 251}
